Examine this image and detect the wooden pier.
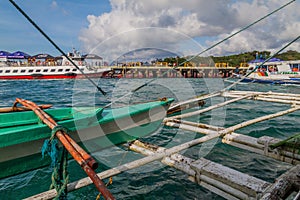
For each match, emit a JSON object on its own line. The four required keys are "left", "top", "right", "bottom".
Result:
{"left": 109, "top": 65, "right": 248, "bottom": 78}
{"left": 26, "top": 90, "right": 300, "bottom": 200}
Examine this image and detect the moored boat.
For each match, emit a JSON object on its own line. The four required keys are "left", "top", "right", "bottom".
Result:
{"left": 237, "top": 59, "right": 300, "bottom": 84}
{"left": 0, "top": 98, "right": 173, "bottom": 179}
{"left": 0, "top": 49, "right": 111, "bottom": 79}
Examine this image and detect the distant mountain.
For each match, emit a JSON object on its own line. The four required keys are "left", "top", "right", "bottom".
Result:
{"left": 275, "top": 50, "right": 300, "bottom": 61}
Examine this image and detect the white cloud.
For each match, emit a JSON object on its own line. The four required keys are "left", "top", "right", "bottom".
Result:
{"left": 79, "top": 0, "right": 300, "bottom": 61}
{"left": 209, "top": 0, "right": 300, "bottom": 55}
{"left": 50, "top": 1, "right": 58, "bottom": 9}
{"left": 50, "top": 1, "right": 69, "bottom": 16}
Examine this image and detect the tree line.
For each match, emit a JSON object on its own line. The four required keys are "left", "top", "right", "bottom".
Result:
{"left": 211, "top": 50, "right": 300, "bottom": 67}
{"left": 162, "top": 50, "right": 300, "bottom": 67}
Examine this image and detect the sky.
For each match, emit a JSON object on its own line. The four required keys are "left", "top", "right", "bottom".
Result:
{"left": 1, "top": 0, "right": 300, "bottom": 62}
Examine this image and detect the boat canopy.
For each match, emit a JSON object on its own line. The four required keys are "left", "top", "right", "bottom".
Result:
{"left": 31, "top": 53, "right": 54, "bottom": 59}
{"left": 1, "top": 50, "right": 103, "bottom": 61}
{"left": 7, "top": 51, "right": 31, "bottom": 59}
{"left": 83, "top": 54, "right": 103, "bottom": 60}
{"left": 0, "top": 51, "right": 10, "bottom": 58}
{"left": 248, "top": 57, "right": 282, "bottom": 63}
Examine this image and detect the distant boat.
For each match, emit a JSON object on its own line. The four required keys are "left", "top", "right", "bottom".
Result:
{"left": 0, "top": 98, "right": 174, "bottom": 179}
{"left": 236, "top": 59, "right": 300, "bottom": 84}
{"left": 0, "top": 49, "right": 111, "bottom": 79}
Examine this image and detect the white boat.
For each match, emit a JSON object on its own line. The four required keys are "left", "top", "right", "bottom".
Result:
{"left": 238, "top": 59, "right": 300, "bottom": 84}
{"left": 0, "top": 50, "right": 111, "bottom": 79}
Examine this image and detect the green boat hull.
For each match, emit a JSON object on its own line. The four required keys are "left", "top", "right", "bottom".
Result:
{"left": 0, "top": 98, "right": 173, "bottom": 179}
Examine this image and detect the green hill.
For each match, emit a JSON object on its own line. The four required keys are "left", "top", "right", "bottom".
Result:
{"left": 163, "top": 50, "right": 300, "bottom": 67}
{"left": 211, "top": 50, "right": 300, "bottom": 67}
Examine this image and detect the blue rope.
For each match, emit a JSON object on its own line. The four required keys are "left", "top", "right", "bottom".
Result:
{"left": 41, "top": 138, "right": 59, "bottom": 167}
{"left": 41, "top": 125, "right": 69, "bottom": 199}
{"left": 41, "top": 125, "right": 68, "bottom": 166}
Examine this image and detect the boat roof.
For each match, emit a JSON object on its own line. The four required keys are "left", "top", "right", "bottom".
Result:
{"left": 0, "top": 50, "right": 103, "bottom": 61}
{"left": 248, "top": 57, "right": 282, "bottom": 63}
{"left": 83, "top": 54, "right": 103, "bottom": 60}
{"left": 7, "top": 51, "right": 31, "bottom": 59}
{"left": 31, "top": 53, "right": 54, "bottom": 59}
{"left": 0, "top": 51, "right": 10, "bottom": 58}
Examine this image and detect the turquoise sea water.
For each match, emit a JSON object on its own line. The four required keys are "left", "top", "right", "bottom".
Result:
{"left": 0, "top": 78, "right": 299, "bottom": 199}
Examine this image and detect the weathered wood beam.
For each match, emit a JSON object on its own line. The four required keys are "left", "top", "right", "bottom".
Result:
{"left": 130, "top": 140, "right": 270, "bottom": 200}
{"left": 261, "top": 164, "right": 300, "bottom": 199}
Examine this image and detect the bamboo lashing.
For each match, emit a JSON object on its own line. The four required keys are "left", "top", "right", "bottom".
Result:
{"left": 15, "top": 98, "right": 114, "bottom": 200}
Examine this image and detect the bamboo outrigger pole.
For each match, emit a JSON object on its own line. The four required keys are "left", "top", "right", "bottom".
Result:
{"left": 15, "top": 98, "right": 115, "bottom": 200}
{"left": 167, "top": 93, "right": 256, "bottom": 120}
{"left": 0, "top": 104, "right": 52, "bottom": 113}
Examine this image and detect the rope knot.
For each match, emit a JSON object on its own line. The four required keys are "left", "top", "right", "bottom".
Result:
{"left": 51, "top": 125, "right": 68, "bottom": 140}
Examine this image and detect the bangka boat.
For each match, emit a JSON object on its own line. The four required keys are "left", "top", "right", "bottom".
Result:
{"left": 0, "top": 49, "right": 111, "bottom": 79}
{"left": 0, "top": 98, "right": 173, "bottom": 179}
{"left": 236, "top": 59, "right": 300, "bottom": 84}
